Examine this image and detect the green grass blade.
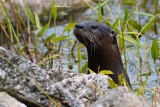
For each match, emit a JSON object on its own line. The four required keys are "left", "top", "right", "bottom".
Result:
{"left": 108, "top": 78, "right": 118, "bottom": 88}
{"left": 151, "top": 38, "right": 159, "bottom": 61}
{"left": 123, "top": 1, "right": 141, "bottom": 23}
{"left": 140, "top": 15, "right": 157, "bottom": 34}
{"left": 52, "top": 0, "right": 57, "bottom": 32}
{"left": 44, "top": 33, "right": 56, "bottom": 44}
{"left": 112, "top": 17, "right": 120, "bottom": 30}
{"left": 52, "top": 36, "right": 67, "bottom": 43}
{"left": 78, "top": 45, "right": 83, "bottom": 71}
{"left": 34, "top": 12, "right": 41, "bottom": 29}
{"left": 24, "top": 6, "right": 35, "bottom": 24}
{"left": 134, "top": 12, "right": 153, "bottom": 17}
{"left": 63, "top": 22, "right": 77, "bottom": 32}
{"left": 88, "top": 68, "right": 95, "bottom": 74}
{"left": 118, "top": 34, "right": 137, "bottom": 45}
{"left": 38, "top": 22, "right": 49, "bottom": 37}
{"left": 99, "top": 70, "right": 114, "bottom": 75}
{"left": 128, "top": 20, "right": 141, "bottom": 31}
{"left": 80, "top": 61, "right": 88, "bottom": 73}
{"left": 124, "top": 8, "right": 129, "bottom": 22}
{"left": 97, "top": 2, "right": 101, "bottom": 22}
{"left": 52, "top": 0, "right": 57, "bottom": 21}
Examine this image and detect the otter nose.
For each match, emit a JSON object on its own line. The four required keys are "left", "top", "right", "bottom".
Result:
{"left": 75, "top": 24, "right": 84, "bottom": 29}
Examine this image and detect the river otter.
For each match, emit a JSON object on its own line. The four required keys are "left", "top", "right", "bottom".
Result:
{"left": 73, "top": 21, "right": 131, "bottom": 86}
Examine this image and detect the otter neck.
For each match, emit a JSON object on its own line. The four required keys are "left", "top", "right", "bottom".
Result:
{"left": 87, "top": 44, "right": 125, "bottom": 83}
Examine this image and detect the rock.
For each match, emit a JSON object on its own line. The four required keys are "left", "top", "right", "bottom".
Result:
{"left": 0, "top": 92, "right": 27, "bottom": 107}
{"left": 0, "top": 47, "right": 110, "bottom": 106}
{"left": 152, "top": 87, "right": 160, "bottom": 107}
{"left": 91, "top": 87, "right": 149, "bottom": 107}
{"left": 0, "top": 47, "right": 149, "bottom": 107}
{"left": 46, "top": 73, "right": 110, "bottom": 106}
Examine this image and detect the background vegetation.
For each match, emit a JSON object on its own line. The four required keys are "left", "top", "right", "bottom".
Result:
{"left": 0, "top": 0, "right": 160, "bottom": 106}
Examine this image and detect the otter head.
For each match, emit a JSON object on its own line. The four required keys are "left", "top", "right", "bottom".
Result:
{"left": 73, "top": 21, "right": 131, "bottom": 87}
{"left": 74, "top": 21, "right": 117, "bottom": 49}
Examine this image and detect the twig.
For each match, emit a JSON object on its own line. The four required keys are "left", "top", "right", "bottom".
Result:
{"left": 8, "top": 0, "right": 33, "bottom": 62}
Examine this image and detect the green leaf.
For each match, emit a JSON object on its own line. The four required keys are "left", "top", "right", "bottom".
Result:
{"left": 97, "top": 2, "right": 101, "bottom": 22}
{"left": 88, "top": 68, "right": 95, "bottom": 74}
{"left": 63, "top": 22, "right": 77, "bottom": 32}
{"left": 38, "top": 22, "right": 49, "bottom": 37}
{"left": 128, "top": 20, "right": 141, "bottom": 31}
{"left": 52, "top": 0, "right": 57, "bottom": 22}
{"left": 80, "top": 61, "right": 88, "bottom": 73}
{"left": 134, "top": 12, "right": 153, "bottom": 17}
{"left": 123, "top": 2, "right": 140, "bottom": 23}
{"left": 112, "top": 17, "right": 120, "bottom": 30}
{"left": 77, "top": 44, "right": 83, "bottom": 71}
{"left": 140, "top": 15, "right": 157, "bottom": 34}
{"left": 52, "top": 36, "right": 67, "bottom": 43}
{"left": 117, "top": 30, "right": 124, "bottom": 51}
{"left": 24, "top": 7, "right": 35, "bottom": 24}
{"left": 108, "top": 78, "right": 118, "bottom": 88}
{"left": 44, "top": 33, "right": 56, "bottom": 44}
{"left": 118, "top": 74, "right": 130, "bottom": 87}
{"left": 124, "top": 32, "right": 139, "bottom": 35}
{"left": 34, "top": 12, "right": 41, "bottom": 29}
{"left": 142, "top": 72, "right": 150, "bottom": 87}
{"left": 151, "top": 38, "right": 159, "bottom": 61}
{"left": 92, "top": 0, "right": 108, "bottom": 11}
{"left": 2, "top": 4, "right": 9, "bottom": 17}
{"left": 124, "top": 8, "right": 129, "bottom": 22}
{"left": 142, "top": 76, "right": 149, "bottom": 87}
{"left": 52, "top": 0, "right": 57, "bottom": 31}
{"left": 119, "top": 17, "right": 123, "bottom": 27}
{"left": 118, "top": 34, "right": 137, "bottom": 45}
{"left": 99, "top": 70, "right": 114, "bottom": 75}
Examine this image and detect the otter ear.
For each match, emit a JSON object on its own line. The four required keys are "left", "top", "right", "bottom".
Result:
{"left": 111, "top": 30, "right": 117, "bottom": 44}
{"left": 111, "top": 30, "right": 117, "bottom": 37}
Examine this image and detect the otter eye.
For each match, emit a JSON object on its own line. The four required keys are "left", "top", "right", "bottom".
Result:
{"left": 91, "top": 25, "right": 97, "bottom": 30}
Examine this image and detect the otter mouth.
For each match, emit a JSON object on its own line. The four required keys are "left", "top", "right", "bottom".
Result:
{"left": 73, "top": 25, "right": 100, "bottom": 48}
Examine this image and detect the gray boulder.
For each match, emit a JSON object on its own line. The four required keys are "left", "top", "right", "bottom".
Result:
{"left": 91, "top": 87, "right": 149, "bottom": 107}
{"left": 0, "top": 92, "right": 26, "bottom": 107}
{"left": 0, "top": 47, "right": 149, "bottom": 107}
{"left": 0, "top": 47, "right": 110, "bottom": 106}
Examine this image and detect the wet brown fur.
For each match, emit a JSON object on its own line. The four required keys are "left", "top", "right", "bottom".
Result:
{"left": 74, "top": 21, "right": 131, "bottom": 86}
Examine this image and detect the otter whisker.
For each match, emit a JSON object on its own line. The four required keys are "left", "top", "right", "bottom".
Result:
{"left": 81, "top": 30, "right": 89, "bottom": 46}
{"left": 84, "top": 32, "right": 94, "bottom": 47}
{"left": 87, "top": 34, "right": 98, "bottom": 48}
{"left": 90, "top": 35, "right": 97, "bottom": 48}
{"left": 89, "top": 35, "right": 98, "bottom": 46}
{"left": 86, "top": 33, "right": 92, "bottom": 42}
{"left": 88, "top": 35, "right": 97, "bottom": 55}
{"left": 91, "top": 34, "right": 101, "bottom": 45}
{"left": 84, "top": 33, "right": 95, "bottom": 54}
{"left": 88, "top": 34, "right": 97, "bottom": 48}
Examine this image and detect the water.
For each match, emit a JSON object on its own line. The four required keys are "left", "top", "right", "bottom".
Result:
{"left": 41, "top": 20, "right": 160, "bottom": 103}
{"left": 33, "top": 0, "right": 160, "bottom": 103}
